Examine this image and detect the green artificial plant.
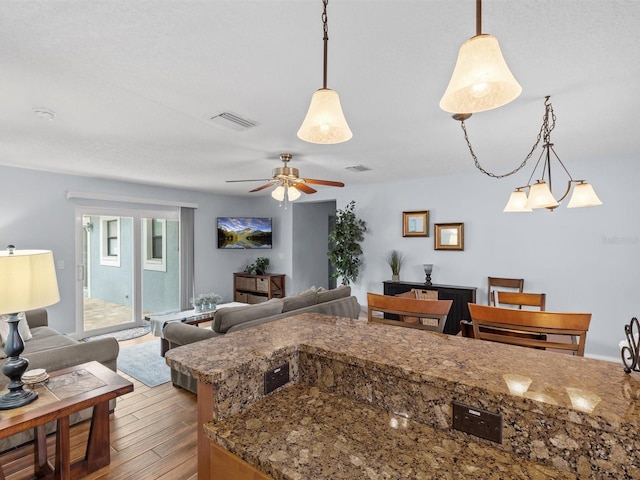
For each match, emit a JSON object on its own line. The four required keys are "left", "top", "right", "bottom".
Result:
{"left": 328, "top": 200, "right": 368, "bottom": 286}
{"left": 385, "top": 250, "right": 406, "bottom": 276}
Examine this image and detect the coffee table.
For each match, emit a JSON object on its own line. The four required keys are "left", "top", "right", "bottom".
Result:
{"left": 0, "top": 361, "right": 133, "bottom": 480}
{"left": 145, "top": 302, "right": 247, "bottom": 356}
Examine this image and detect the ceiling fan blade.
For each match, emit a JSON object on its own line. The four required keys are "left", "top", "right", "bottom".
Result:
{"left": 302, "top": 178, "right": 345, "bottom": 187}
{"left": 294, "top": 183, "right": 317, "bottom": 194}
{"left": 226, "top": 178, "right": 272, "bottom": 183}
{"left": 249, "top": 180, "right": 279, "bottom": 192}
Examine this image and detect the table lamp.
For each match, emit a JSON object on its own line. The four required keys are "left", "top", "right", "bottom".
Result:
{"left": 423, "top": 264, "right": 433, "bottom": 286}
{"left": 0, "top": 246, "right": 60, "bottom": 409}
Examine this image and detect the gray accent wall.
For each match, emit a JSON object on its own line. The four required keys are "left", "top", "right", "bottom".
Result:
{"left": 0, "top": 154, "right": 637, "bottom": 362}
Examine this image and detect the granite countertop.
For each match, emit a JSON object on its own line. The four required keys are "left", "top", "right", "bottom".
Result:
{"left": 206, "top": 384, "right": 576, "bottom": 480}
{"left": 165, "top": 313, "right": 640, "bottom": 479}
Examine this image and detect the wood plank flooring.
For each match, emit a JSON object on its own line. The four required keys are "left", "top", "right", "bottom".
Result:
{"left": 0, "top": 332, "right": 198, "bottom": 480}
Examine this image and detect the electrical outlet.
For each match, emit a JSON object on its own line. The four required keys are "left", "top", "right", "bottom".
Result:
{"left": 452, "top": 401, "right": 502, "bottom": 444}
{"left": 264, "top": 363, "right": 289, "bottom": 395}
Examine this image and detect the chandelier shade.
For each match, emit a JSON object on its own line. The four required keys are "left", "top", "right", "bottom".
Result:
{"left": 524, "top": 181, "right": 559, "bottom": 210}
{"left": 503, "top": 189, "right": 532, "bottom": 212}
{"left": 297, "top": 88, "right": 352, "bottom": 144}
{"left": 567, "top": 182, "right": 603, "bottom": 208}
{"left": 440, "top": 34, "right": 522, "bottom": 114}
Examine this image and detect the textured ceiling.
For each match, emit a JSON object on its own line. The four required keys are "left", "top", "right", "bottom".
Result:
{"left": 1, "top": 1, "right": 638, "bottom": 196}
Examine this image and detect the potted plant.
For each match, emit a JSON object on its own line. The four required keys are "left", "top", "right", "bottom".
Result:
{"left": 200, "top": 293, "right": 223, "bottom": 310}
{"left": 254, "top": 257, "right": 270, "bottom": 275}
{"left": 328, "top": 200, "right": 368, "bottom": 286}
{"left": 386, "top": 250, "right": 406, "bottom": 282}
{"left": 191, "top": 296, "right": 205, "bottom": 313}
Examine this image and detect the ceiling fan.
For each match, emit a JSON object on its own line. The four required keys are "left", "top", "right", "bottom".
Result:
{"left": 226, "top": 153, "right": 344, "bottom": 201}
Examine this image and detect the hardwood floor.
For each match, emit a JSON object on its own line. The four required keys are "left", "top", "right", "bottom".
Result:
{"left": 0, "top": 332, "right": 198, "bottom": 480}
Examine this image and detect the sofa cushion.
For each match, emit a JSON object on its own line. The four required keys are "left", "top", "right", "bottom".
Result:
{"left": 213, "top": 298, "right": 284, "bottom": 334}
{"left": 317, "top": 285, "right": 351, "bottom": 304}
{"left": 282, "top": 289, "right": 318, "bottom": 313}
{"left": 0, "top": 313, "right": 33, "bottom": 347}
{"left": 23, "top": 326, "right": 78, "bottom": 355}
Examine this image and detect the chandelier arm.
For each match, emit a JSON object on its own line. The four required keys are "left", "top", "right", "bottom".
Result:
{"left": 525, "top": 147, "right": 546, "bottom": 187}
{"left": 322, "top": 0, "right": 328, "bottom": 89}
{"left": 460, "top": 118, "right": 546, "bottom": 179}
{"left": 548, "top": 145, "right": 574, "bottom": 181}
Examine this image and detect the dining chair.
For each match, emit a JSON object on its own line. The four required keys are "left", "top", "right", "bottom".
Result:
{"left": 495, "top": 291, "right": 546, "bottom": 311}
{"left": 487, "top": 277, "right": 524, "bottom": 306}
{"left": 467, "top": 304, "right": 591, "bottom": 356}
{"left": 367, "top": 292, "right": 453, "bottom": 333}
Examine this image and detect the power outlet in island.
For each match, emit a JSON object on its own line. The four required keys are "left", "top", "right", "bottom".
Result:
{"left": 263, "top": 363, "right": 290, "bottom": 395}
{"left": 452, "top": 401, "right": 503, "bottom": 444}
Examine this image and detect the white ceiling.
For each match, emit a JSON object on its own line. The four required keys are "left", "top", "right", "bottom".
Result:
{"left": 1, "top": 1, "right": 638, "bottom": 197}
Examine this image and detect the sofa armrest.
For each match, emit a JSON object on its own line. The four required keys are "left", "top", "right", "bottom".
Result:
{"left": 25, "top": 337, "right": 119, "bottom": 373}
{"left": 25, "top": 309, "right": 48, "bottom": 328}
{"left": 164, "top": 322, "right": 219, "bottom": 348}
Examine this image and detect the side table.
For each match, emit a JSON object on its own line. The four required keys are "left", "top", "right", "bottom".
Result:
{"left": 0, "top": 361, "right": 133, "bottom": 480}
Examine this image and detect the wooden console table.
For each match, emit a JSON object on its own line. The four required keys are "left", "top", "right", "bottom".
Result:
{"left": 383, "top": 281, "right": 477, "bottom": 335}
{"left": 0, "top": 361, "right": 133, "bottom": 480}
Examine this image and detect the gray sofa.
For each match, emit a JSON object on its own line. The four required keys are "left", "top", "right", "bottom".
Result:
{"left": 0, "top": 309, "right": 120, "bottom": 452}
{"left": 164, "top": 285, "right": 361, "bottom": 393}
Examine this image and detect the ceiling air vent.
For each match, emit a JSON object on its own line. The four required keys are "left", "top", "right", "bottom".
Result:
{"left": 345, "top": 164, "right": 371, "bottom": 172}
{"left": 209, "top": 112, "right": 259, "bottom": 131}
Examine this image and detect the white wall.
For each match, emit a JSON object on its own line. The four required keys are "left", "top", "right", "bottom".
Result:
{"left": 304, "top": 155, "right": 639, "bottom": 362}
{"left": 2, "top": 154, "right": 637, "bottom": 361}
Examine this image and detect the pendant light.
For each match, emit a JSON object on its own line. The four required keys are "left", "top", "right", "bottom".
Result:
{"left": 440, "top": 0, "right": 521, "bottom": 115}
{"left": 297, "top": 0, "right": 352, "bottom": 144}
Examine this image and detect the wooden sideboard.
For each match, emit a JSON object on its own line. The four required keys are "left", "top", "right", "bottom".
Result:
{"left": 234, "top": 273, "right": 286, "bottom": 304}
{"left": 382, "top": 281, "right": 477, "bottom": 335}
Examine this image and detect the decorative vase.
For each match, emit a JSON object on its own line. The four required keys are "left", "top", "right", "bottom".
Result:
{"left": 392, "top": 274, "right": 399, "bottom": 282}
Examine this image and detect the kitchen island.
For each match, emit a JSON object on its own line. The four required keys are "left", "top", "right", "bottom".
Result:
{"left": 165, "top": 313, "right": 640, "bottom": 479}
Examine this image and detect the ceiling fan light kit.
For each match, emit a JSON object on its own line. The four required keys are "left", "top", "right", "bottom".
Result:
{"left": 297, "top": 0, "right": 353, "bottom": 145}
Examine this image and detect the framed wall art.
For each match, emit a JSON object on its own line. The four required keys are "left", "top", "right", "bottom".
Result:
{"left": 402, "top": 211, "right": 429, "bottom": 237}
{"left": 434, "top": 223, "right": 464, "bottom": 251}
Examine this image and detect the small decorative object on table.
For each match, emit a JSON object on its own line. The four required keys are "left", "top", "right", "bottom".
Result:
{"left": 622, "top": 317, "right": 640, "bottom": 373}
{"left": 191, "top": 293, "right": 222, "bottom": 313}
{"left": 423, "top": 264, "right": 433, "bottom": 286}
{"left": 385, "top": 250, "right": 405, "bottom": 282}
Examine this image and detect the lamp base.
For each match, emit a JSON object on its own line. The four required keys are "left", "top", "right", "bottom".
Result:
{"left": 0, "top": 314, "right": 38, "bottom": 410}
{"left": 425, "top": 274, "right": 432, "bottom": 286}
{"left": 0, "top": 388, "right": 38, "bottom": 410}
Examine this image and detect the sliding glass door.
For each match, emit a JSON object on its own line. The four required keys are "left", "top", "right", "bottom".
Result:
{"left": 77, "top": 207, "right": 180, "bottom": 337}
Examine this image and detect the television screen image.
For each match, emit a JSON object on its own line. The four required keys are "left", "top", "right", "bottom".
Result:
{"left": 217, "top": 217, "right": 273, "bottom": 249}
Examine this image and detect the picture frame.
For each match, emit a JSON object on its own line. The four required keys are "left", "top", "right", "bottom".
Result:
{"left": 434, "top": 223, "right": 464, "bottom": 251}
{"left": 402, "top": 211, "right": 429, "bottom": 237}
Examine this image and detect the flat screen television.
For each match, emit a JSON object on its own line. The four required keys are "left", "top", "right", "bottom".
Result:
{"left": 217, "top": 217, "right": 273, "bottom": 249}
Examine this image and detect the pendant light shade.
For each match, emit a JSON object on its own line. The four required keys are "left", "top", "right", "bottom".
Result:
{"left": 440, "top": 34, "right": 522, "bottom": 114}
{"left": 567, "top": 182, "right": 603, "bottom": 208}
{"left": 525, "top": 181, "right": 559, "bottom": 210}
{"left": 503, "top": 189, "right": 532, "bottom": 212}
{"left": 298, "top": 0, "right": 352, "bottom": 145}
{"left": 297, "top": 88, "right": 352, "bottom": 144}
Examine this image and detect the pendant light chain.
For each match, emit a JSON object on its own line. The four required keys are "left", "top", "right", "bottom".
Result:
{"left": 461, "top": 96, "right": 557, "bottom": 179}
{"left": 322, "top": 0, "right": 329, "bottom": 89}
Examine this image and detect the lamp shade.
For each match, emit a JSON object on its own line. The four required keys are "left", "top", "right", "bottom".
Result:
{"left": 439, "top": 34, "right": 522, "bottom": 114}
{"left": 297, "top": 88, "right": 353, "bottom": 144}
{"left": 503, "top": 189, "right": 532, "bottom": 212}
{"left": 0, "top": 250, "right": 60, "bottom": 314}
{"left": 525, "top": 181, "right": 559, "bottom": 209}
{"left": 567, "top": 182, "right": 603, "bottom": 208}
{"left": 271, "top": 185, "right": 286, "bottom": 202}
{"left": 287, "top": 186, "right": 302, "bottom": 201}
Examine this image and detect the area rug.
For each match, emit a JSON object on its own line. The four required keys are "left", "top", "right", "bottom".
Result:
{"left": 82, "top": 325, "right": 150, "bottom": 342}
{"left": 117, "top": 340, "right": 171, "bottom": 387}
